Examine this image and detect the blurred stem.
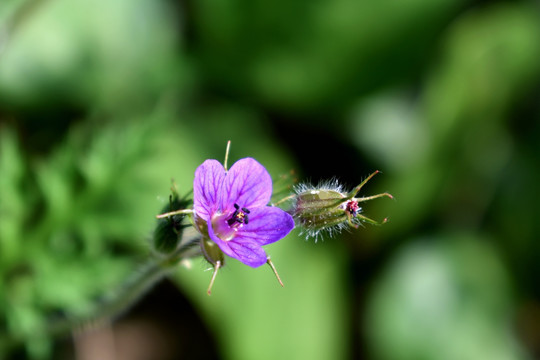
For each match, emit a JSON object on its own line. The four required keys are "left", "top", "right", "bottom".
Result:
{"left": 0, "top": 231, "right": 201, "bottom": 354}
{"left": 79, "top": 238, "right": 199, "bottom": 325}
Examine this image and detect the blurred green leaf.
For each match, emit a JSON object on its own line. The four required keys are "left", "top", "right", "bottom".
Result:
{"left": 365, "top": 235, "right": 528, "bottom": 360}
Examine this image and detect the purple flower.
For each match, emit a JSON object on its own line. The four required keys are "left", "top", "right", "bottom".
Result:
{"left": 193, "top": 157, "right": 295, "bottom": 267}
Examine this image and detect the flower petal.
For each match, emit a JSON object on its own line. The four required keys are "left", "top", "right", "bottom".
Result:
{"left": 235, "top": 206, "right": 295, "bottom": 246}
{"left": 207, "top": 219, "right": 269, "bottom": 267}
{"left": 220, "top": 158, "right": 272, "bottom": 211}
{"left": 193, "top": 159, "right": 226, "bottom": 221}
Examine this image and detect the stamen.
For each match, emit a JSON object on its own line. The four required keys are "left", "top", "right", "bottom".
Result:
{"left": 227, "top": 203, "right": 250, "bottom": 227}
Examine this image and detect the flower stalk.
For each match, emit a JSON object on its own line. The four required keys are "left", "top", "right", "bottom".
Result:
{"left": 0, "top": 229, "right": 201, "bottom": 355}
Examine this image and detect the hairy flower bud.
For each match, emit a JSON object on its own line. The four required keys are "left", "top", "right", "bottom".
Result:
{"left": 295, "top": 188, "right": 349, "bottom": 231}
{"left": 292, "top": 171, "right": 393, "bottom": 240}
{"left": 153, "top": 190, "right": 191, "bottom": 254}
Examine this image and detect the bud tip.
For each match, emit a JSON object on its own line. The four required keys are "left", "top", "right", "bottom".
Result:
{"left": 207, "top": 261, "right": 222, "bottom": 296}
{"left": 267, "top": 257, "right": 284, "bottom": 287}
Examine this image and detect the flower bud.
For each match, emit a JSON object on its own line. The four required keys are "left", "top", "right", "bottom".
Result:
{"left": 292, "top": 171, "right": 393, "bottom": 240}
{"left": 153, "top": 191, "right": 191, "bottom": 254}
{"left": 191, "top": 205, "right": 226, "bottom": 267}
{"left": 200, "top": 237, "right": 225, "bottom": 266}
{"left": 294, "top": 188, "right": 350, "bottom": 232}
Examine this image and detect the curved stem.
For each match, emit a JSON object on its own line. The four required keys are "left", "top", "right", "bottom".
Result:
{"left": 0, "top": 233, "right": 201, "bottom": 354}
{"left": 75, "top": 237, "right": 199, "bottom": 328}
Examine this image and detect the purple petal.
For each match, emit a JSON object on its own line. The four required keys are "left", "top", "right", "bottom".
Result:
{"left": 235, "top": 207, "right": 295, "bottom": 246}
{"left": 220, "top": 158, "right": 272, "bottom": 212}
{"left": 193, "top": 159, "right": 225, "bottom": 221}
{"left": 207, "top": 219, "right": 269, "bottom": 267}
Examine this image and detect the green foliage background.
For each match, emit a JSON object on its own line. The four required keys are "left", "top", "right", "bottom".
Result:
{"left": 1, "top": 0, "right": 539, "bottom": 359}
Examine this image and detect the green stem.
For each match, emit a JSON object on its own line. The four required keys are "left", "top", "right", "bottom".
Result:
{"left": 0, "top": 233, "right": 201, "bottom": 354}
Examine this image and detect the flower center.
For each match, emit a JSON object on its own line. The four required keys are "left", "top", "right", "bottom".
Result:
{"left": 211, "top": 204, "right": 250, "bottom": 241}
{"left": 345, "top": 200, "right": 360, "bottom": 217}
{"left": 227, "top": 203, "right": 251, "bottom": 226}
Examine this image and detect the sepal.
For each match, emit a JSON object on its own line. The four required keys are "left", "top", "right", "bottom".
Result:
{"left": 153, "top": 189, "right": 192, "bottom": 254}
